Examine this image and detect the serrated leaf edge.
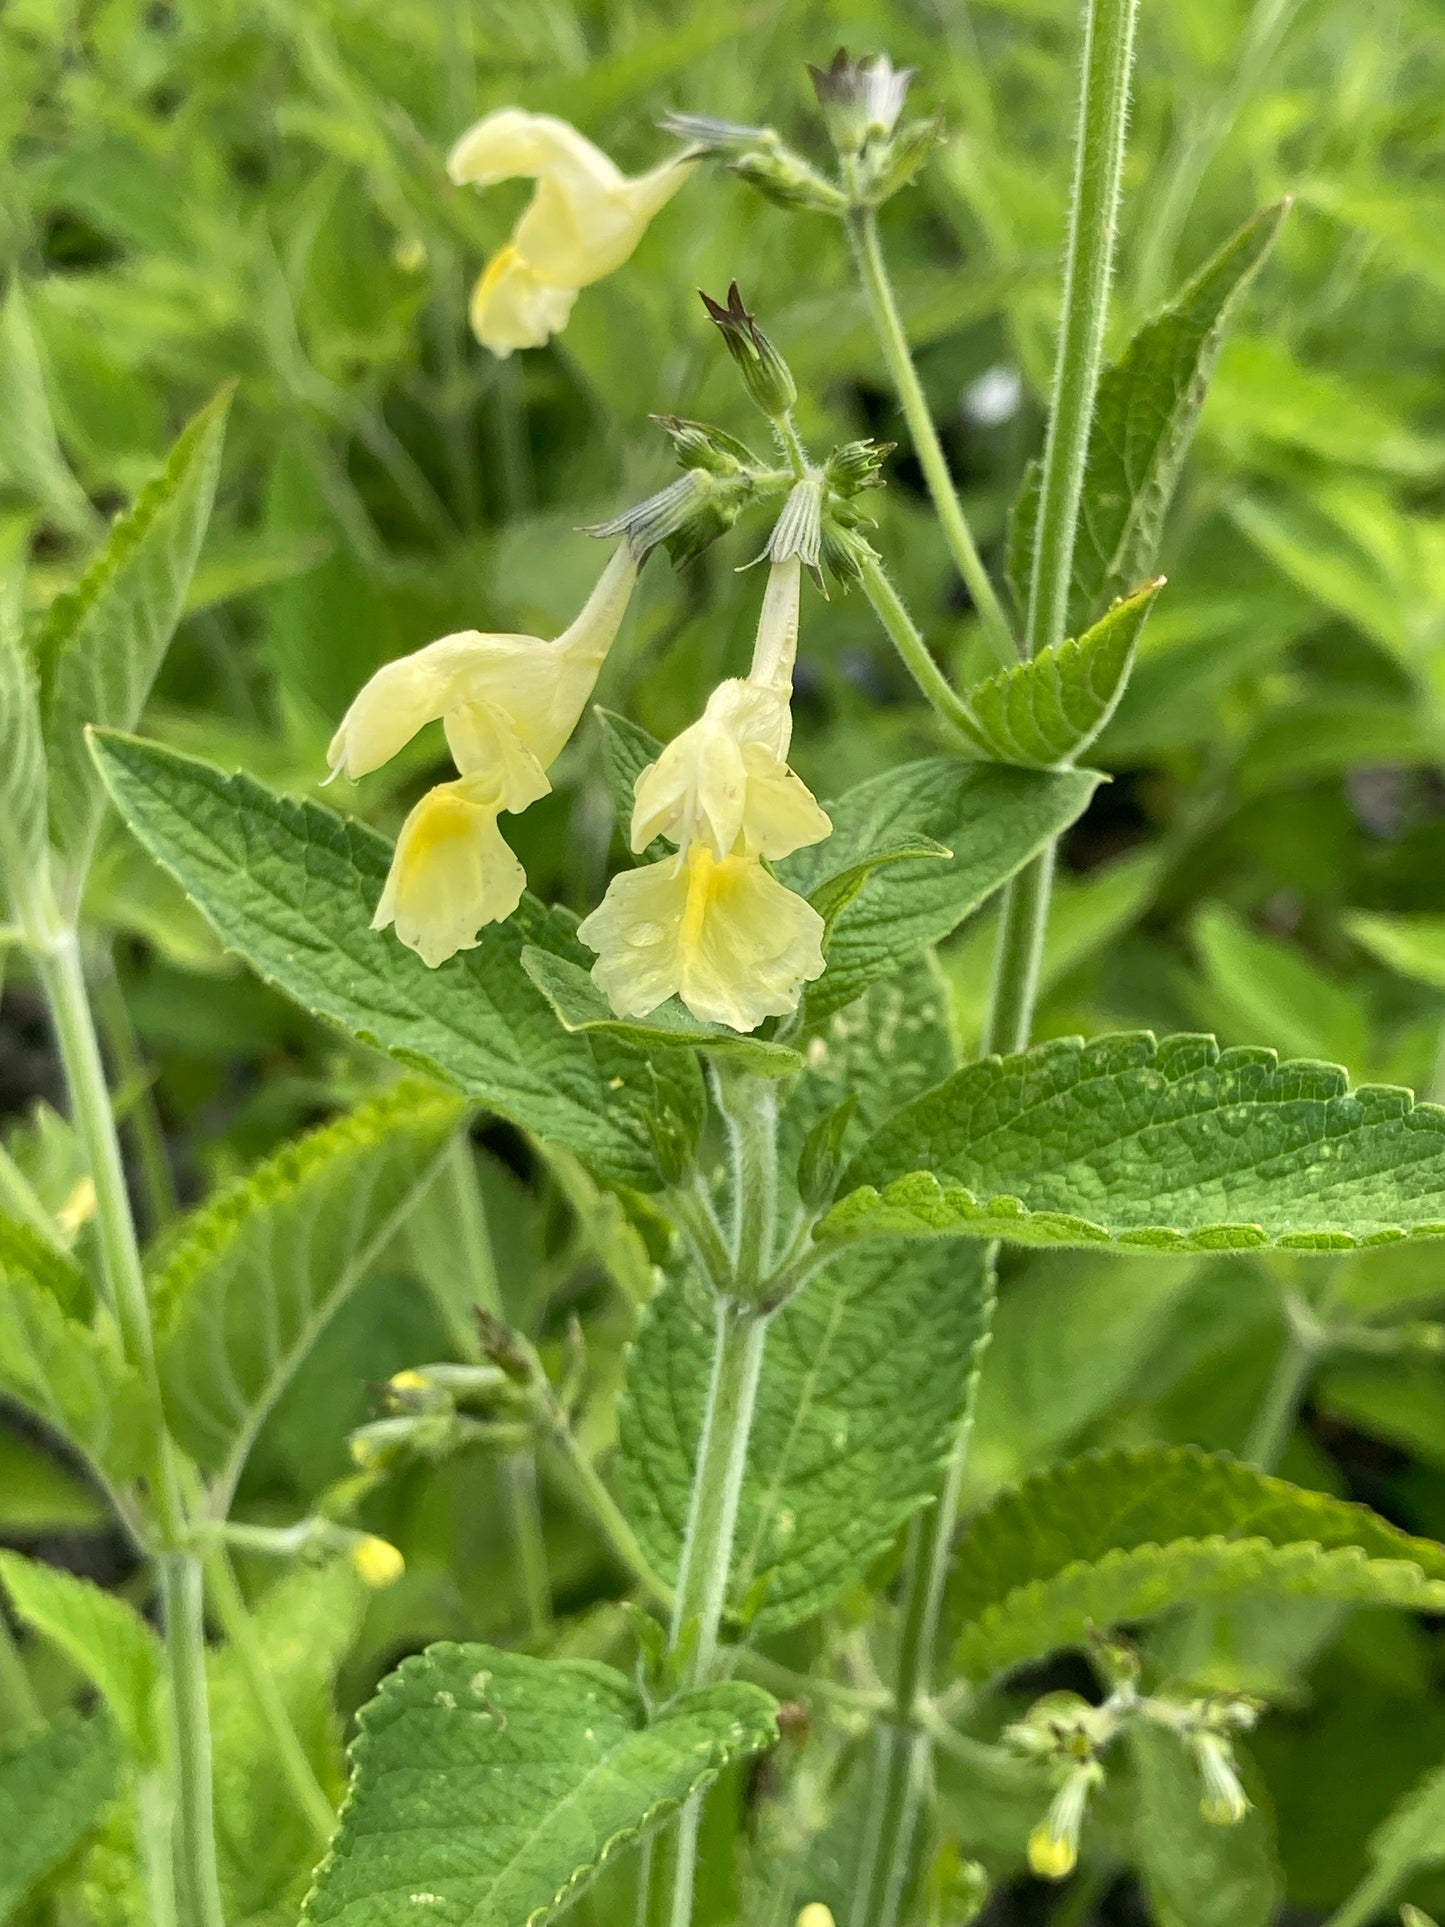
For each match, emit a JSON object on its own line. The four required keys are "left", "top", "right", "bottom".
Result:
{"left": 300, "top": 1643, "right": 777, "bottom": 1926}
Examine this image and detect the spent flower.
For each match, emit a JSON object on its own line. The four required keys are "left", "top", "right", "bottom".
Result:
{"left": 448, "top": 109, "right": 693, "bottom": 355}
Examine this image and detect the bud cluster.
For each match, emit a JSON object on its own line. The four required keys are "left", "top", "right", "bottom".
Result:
{"left": 347, "top": 1356, "right": 538, "bottom": 1472}
{"left": 1005, "top": 1667, "right": 1261, "bottom": 1882}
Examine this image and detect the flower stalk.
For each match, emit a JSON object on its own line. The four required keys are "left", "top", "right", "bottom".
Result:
{"left": 849, "top": 3, "right": 1142, "bottom": 1918}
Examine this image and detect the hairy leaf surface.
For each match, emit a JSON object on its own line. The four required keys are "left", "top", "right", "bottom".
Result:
{"left": 955, "top": 582, "right": 1161, "bottom": 769}
{"left": 781, "top": 759, "right": 1099, "bottom": 1020}
{"left": 0, "top": 1715, "right": 120, "bottom": 1920}
{"left": 90, "top": 733, "right": 704, "bottom": 1189}
{"left": 0, "top": 1552, "right": 163, "bottom": 1758}
{"left": 948, "top": 1447, "right": 1445, "bottom": 1680}
{"left": 40, "top": 390, "right": 229, "bottom": 877}
{"left": 303, "top": 1644, "right": 776, "bottom": 1925}
{"left": 829, "top": 1032, "right": 1445, "bottom": 1251}
{"left": 153, "top": 1080, "right": 460, "bottom": 1495}
{"left": 618, "top": 1241, "right": 993, "bottom": 1633}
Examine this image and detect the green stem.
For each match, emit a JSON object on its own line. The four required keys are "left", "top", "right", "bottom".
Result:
{"left": 1243, "top": 1323, "right": 1316, "bottom": 1472}
{"left": 857, "top": 555, "right": 981, "bottom": 742}
{"left": 446, "top": 1136, "right": 552, "bottom": 1639}
{"left": 1025, "top": 0, "right": 1140, "bottom": 663}
{"left": 717, "top": 1069, "right": 778, "bottom": 1297}
{"left": 852, "top": 5, "right": 1140, "bottom": 1920}
{"left": 1323, "top": 1862, "right": 1400, "bottom": 1927}
{"left": 203, "top": 1551, "right": 335, "bottom": 1847}
{"left": 92, "top": 945, "right": 178, "bottom": 1235}
{"left": 665, "top": 1298, "right": 770, "bottom": 1927}
{"left": 538, "top": 1405, "right": 672, "bottom": 1605}
{"left": 36, "top": 928, "right": 224, "bottom": 1927}
{"left": 135, "top": 1767, "right": 180, "bottom": 1927}
{"left": 845, "top": 207, "right": 1018, "bottom": 670}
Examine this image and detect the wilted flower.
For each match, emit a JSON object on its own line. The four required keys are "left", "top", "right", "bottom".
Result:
{"left": 448, "top": 110, "right": 693, "bottom": 355}
{"left": 579, "top": 558, "right": 830, "bottom": 1032}
{"left": 1191, "top": 1730, "right": 1250, "bottom": 1826}
{"left": 333, "top": 544, "right": 636, "bottom": 967}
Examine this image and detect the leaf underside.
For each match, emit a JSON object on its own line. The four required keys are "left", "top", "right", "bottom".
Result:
{"left": 302, "top": 1643, "right": 776, "bottom": 1926}
{"left": 828, "top": 1030, "right": 1445, "bottom": 1251}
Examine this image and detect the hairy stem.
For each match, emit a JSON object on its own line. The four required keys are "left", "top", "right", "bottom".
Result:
{"left": 846, "top": 206, "right": 1018, "bottom": 669}
{"left": 1323, "top": 1861, "right": 1402, "bottom": 1927}
{"left": 851, "top": 4, "right": 1140, "bottom": 1918}
{"left": 204, "top": 1550, "right": 335, "bottom": 1846}
{"left": 37, "top": 928, "right": 225, "bottom": 1927}
{"left": 857, "top": 554, "right": 980, "bottom": 741}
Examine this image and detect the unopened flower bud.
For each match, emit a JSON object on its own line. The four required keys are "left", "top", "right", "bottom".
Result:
{"left": 796, "top": 1908, "right": 835, "bottom": 1927}
{"left": 701, "top": 283, "right": 798, "bottom": 420}
{"left": 651, "top": 414, "right": 759, "bottom": 477}
{"left": 819, "top": 510, "right": 880, "bottom": 591}
{"left": 824, "top": 439, "right": 894, "bottom": 496}
{"left": 859, "top": 113, "right": 947, "bottom": 204}
{"left": 1027, "top": 1761, "right": 1102, "bottom": 1881}
{"left": 350, "top": 1534, "right": 405, "bottom": 1589}
{"left": 809, "top": 49, "right": 915, "bottom": 155}
{"left": 730, "top": 148, "right": 848, "bottom": 215}
{"left": 1191, "top": 1731, "right": 1250, "bottom": 1826}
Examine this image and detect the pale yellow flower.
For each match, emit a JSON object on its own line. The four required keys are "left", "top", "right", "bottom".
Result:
{"left": 372, "top": 777, "right": 525, "bottom": 968}
{"left": 349, "top": 1535, "right": 405, "bottom": 1589}
{"left": 578, "top": 844, "right": 825, "bottom": 1033}
{"left": 448, "top": 109, "right": 693, "bottom": 356}
{"left": 337, "top": 544, "right": 636, "bottom": 968}
{"left": 579, "top": 559, "right": 830, "bottom": 1032}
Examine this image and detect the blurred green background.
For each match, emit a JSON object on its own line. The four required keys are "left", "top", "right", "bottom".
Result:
{"left": 5, "top": 0, "right": 1445, "bottom": 1920}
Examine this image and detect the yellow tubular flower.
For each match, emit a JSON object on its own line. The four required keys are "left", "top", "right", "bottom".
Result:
{"left": 334, "top": 544, "right": 636, "bottom": 968}
{"left": 579, "top": 559, "right": 830, "bottom": 1032}
{"left": 448, "top": 109, "right": 693, "bottom": 356}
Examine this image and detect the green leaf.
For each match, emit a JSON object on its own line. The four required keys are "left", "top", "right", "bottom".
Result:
{"left": 804, "top": 831, "right": 953, "bottom": 936}
{"left": 1347, "top": 911, "right": 1445, "bottom": 996}
{"left": 618, "top": 1241, "right": 993, "bottom": 1634}
{"left": 1363, "top": 1753, "right": 1445, "bottom": 1892}
{"left": 827, "top": 1031, "right": 1445, "bottom": 1252}
{"left": 40, "top": 388, "right": 230, "bottom": 879}
{"left": 780, "top": 759, "right": 1100, "bottom": 1021}
{"left": 0, "top": 1213, "right": 88, "bottom": 1316}
{"left": 0, "top": 1715, "right": 121, "bottom": 1921}
{"left": 0, "top": 623, "right": 48, "bottom": 895}
{"left": 89, "top": 732, "right": 704, "bottom": 1190}
{"left": 947, "top": 1447, "right": 1445, "bottom": 1682}
{"left": 0, "top": 280, "right": 93, "bottom": 533}
{"left": 0, "top": 1230, "right": 147, "bottom": 1482}
{"left": 953, "top": 581, "right": 1162, "bottom": 770}
{"left": 0, "top": 1552, "right": 163, "bottom": 1759}
{"left": 153, "top": 1080, "right": 461, "bottom": 1497}
{"left": 302, "top": 1644, "right": 776, "bottom": 1925}
{"left": 210, "top": 1562, "right": 364, "bottom": 1922}
{"left": 596, "top": 707, "right": 665, "bottom": 858}
{"left": 520, "top": 945, "right": 804, "bottom": 1077}
{"left": 1008, "top": 205, "right": 1287, "bottom": 632}
{"left": 1130, "top": 1725, "right": 1281, "bottom": 1927}
{"left": 1191, "top": 904, "right": 1369, "bottom": 1071}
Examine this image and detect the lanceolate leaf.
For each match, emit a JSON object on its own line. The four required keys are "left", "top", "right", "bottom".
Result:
{"left": 0, "top": 1714, "right": 120, "bottom": 1921}
{"left": 1008, "top": 205, "right": 1288, "bottom": 632}
{"left": 0, "top": 620, "right": 48, "bottom": 892}
{"left": 303, "top": 1644, "right": 776, "bottom": 1925}
{"left": 948, "top": 1447, "right": 1445, "bottom": 1681}
{"left": 0, "top": 1552, "right": 163, "bottom": 1759}
{"left": 0, "top": 1233, "right": 147, "bottom": 1483}
{"left": 1363, "top": 1754, "right": 1445, "bottom": 1891}
{"left": 520, "top": 945, "right": 804, "bottom": 1077}
{"left": 618, "top": 1241, "right": 993, "bottom": 1634}
{"left": 954, "top": 581, "right": 1163, "bottom": 770}
{"left": 153, "top": 1080, "right": 461, "bottom": 1497}
{"left": 827, "top": 1031, "right": 1445, "bottom": 1251}
{"left": 89, "top": 732, "right": 705, "bottom": 1190}
{"left": 781, "top": 759, "right": 1100, "bottom": 1021}
{"left": 40, "top": 389, "right": 231, "bottom": 880}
